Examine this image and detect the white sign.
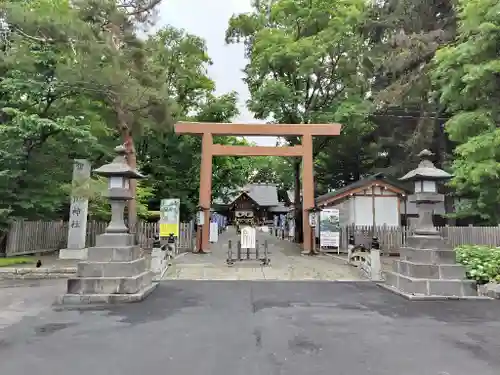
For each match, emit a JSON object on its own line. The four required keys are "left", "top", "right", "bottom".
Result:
{"left": 197, "top": 210, "right": 205, "bottom": 226}
{"left": 209, "top": 222, "right": 219, "bottom": 243}
{"left": 320, "top": 208, "right": 340, "bottom": 248}
{"left": 240, "top": 226, "right": 256, "bottom": 249}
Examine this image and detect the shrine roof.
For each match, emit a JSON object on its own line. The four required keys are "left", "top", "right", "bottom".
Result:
{"left": 213, "top": 183, "right": 280, "bottom": 207}
{"left": 315, "top": 173, "right": 410, "bottom": 206}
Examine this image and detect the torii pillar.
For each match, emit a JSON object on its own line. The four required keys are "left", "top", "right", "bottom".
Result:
{"left": 174, "top": 122, "right": 342, "bottom": 253}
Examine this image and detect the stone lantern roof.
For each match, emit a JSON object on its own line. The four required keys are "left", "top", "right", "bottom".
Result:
{"left": 399, "top": 149, "right": 451, "bottom": 182}
{"left": 93, "top": 145, "right": 145, "bottom": 179}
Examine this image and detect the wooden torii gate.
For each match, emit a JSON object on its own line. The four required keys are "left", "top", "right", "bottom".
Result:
{"left": 174, "top": 122, "right": 342, "bottom": 253}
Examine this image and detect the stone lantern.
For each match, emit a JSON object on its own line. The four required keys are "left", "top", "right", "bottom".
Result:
{"left": 93, "top": 145, "right": 144, "bottom": 234}
{"left": 382, "top": 149, "right": 479, "bottom": 299}
{"left": 399, "top": 149, "right": 451, "bottom": 235}
{"left": 58, "top": 145, "right": 157, "bottom": 305}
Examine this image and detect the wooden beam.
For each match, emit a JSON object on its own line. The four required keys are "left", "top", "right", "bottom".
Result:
{"left": 212, "top": 144, "right": 304, "bottom": 156}
{"left": 175, "top": 122, "right": 342, "bottom": 136}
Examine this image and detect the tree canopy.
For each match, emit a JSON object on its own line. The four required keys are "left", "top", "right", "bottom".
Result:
{"left": 1, "top": 0, "right": 499, "bottom": 240}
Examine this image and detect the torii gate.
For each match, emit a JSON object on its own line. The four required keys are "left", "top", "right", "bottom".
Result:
{"left": 174, "top": 122, "right": 342, "bottom": 253}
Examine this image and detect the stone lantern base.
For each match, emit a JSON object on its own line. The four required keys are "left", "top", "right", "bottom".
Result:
{"left": 56, "top": 232, "right": 157, "bottom": 305}
{"left": 381, "top": 234, "right": 487, "bottom": 300}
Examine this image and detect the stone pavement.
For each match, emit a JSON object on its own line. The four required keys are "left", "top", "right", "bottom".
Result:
{"left": 164, "top": 227, "right": 362, "bottom": 281}
{"left": 1, "top": 280, "right": 500, "bottom": 375}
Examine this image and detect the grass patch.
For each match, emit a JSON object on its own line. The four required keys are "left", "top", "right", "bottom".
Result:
{"left": 0, "top": 257, "right": 36, "bottom": 267}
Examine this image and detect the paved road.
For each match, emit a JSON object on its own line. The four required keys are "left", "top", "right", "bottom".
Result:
{"left": 1, "top": 280, "right": 499, "bottom": 375}
{"left": 164, "top": 227, "right": 361, "bottom": 280}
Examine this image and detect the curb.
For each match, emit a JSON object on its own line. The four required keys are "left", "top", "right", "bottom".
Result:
{"left": 0, "top": 267, "right": 77, "bottom": 280}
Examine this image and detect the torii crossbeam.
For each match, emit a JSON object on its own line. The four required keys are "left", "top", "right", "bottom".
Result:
{"left": 174, "top": 122, "right": 342, "bottom": 253}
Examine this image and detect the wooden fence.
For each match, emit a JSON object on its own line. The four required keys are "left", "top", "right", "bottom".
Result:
{"left": 5, "top": 221, "right": 500, "bottom": 257}
{"left": 337, "top": 225, "right": 500, "bottom": 254}
{"left": 5, "top": 220, "right": 195, "bottom": 256}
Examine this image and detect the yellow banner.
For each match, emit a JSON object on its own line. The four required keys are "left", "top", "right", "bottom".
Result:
{"left": 160, "top": 223, "right": 179, "bottom": 237}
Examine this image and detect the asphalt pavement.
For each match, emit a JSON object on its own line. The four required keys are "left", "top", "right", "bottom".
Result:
{"left": 1, "top": 280, "right": 499, "bottom": 375}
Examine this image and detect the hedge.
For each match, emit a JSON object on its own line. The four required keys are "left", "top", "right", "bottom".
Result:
{"left": 455, "top": 245, "right": 500, "bottom": 284}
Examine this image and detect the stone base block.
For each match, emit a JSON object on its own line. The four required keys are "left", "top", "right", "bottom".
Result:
{"left": 66, "top": 271, "right": 153, "bottom": 295}
{"left": 384, "top": 270, "right": 477, "bottom": 297}
{"left": 393, "top": 260, "right": 466, "bottom": 280}
{"left": 77, "top": 258, "right": 146, "bottom": 277}
{"left": 405, "top": 235, "right": 451, "bottom": 250}
{"left": 59, "top": 248, "right": 88, "bottom": 260}
{"left": 400, "top": 247, "right": 457, "bottom": 264}
{"left": 95, "top": 233, "right": 135, "bottom": 247}
{"left": 56, "top": 282, "right": 158, "bottom": 306}
{"left": 87, "top": 245, "right": 141, "bottom": 262}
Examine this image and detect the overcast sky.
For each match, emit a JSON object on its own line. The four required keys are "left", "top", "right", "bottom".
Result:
{"left": 157, "top": 0, "right": 277, "bottom": 146}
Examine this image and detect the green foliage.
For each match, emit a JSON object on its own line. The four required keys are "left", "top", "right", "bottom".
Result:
{"left": 432, "top": 0, "right": 500, "bottom": 223}
{"left": 456, "top": 245, "right": 500, "bottom": 284}
{"left": 227, "top": 0, "right": 374, "bottom": 237}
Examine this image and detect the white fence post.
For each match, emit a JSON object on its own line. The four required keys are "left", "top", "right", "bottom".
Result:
{"left": 370, "top": 249, "right": 382, "bottom": 281}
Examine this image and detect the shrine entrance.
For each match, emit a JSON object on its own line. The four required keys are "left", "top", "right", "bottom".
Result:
{"left": 174, "top": 122, "right": 342, "bottom": 253}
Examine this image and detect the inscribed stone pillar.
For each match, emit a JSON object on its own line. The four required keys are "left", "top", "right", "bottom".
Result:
{"left": 59, "top": 159, "right": 91, "bottom": 260}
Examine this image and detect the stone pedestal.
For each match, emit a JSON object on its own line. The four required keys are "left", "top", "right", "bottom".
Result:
{"left": 382, "top": 234, "right": 479, "bottom": 299}
{"left": 57, "top": 232, "right": 157, "bottom": 305}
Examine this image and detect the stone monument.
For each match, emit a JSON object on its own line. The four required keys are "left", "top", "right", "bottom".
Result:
{"left": 383, "top": 149, "right": 479, "bottom": 299}
{"left": 59, "top": 159, "right": 91, "bottom": 260}
{"left": 58, "top": 145, "right": 157, "bottom": 305}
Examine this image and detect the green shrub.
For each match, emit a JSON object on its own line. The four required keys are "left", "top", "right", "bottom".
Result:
{"left": 455, "top": 245, "right": 500, "bottom": 284}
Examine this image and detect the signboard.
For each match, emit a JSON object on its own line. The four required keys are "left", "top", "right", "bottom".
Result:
{"left": 159, "top": 199, "right": 180, "bottom": 237}
{"left": 320, "top": 209, "right": 340, "bottom": 248}
{"left": 196, "top": 210, "right": 205, "bottom": 226}
{"left": 209, "top": 222, "right": 219, "bottom": 243}
{"left": 240, "top": 226, "right": 256, "bottom": 249}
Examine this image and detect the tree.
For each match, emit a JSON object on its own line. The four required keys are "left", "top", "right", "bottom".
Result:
{"left": 0, "top": 0, "right": 108, "bottom": 248}
{"left": 362, "top": 0, "right": 457, "bottom": 174}
{"left": 431, "top": 0, "right": 500, "bottom": 223}
{"left": 226, "top": 0, "right": 372, "bottom": 241}
{"left": 2, "top": 0, "right": 172, "bottom": 233}
{"left": 136, "top": 27, "right": 263, "bottom": 220}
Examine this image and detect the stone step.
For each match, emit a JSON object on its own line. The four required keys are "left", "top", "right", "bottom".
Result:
{"left": 87, "top": 245, "right": 141, "bottom": 262}
{"left": 392, "top": 260, "right": 467, "bottom": 280}
{"left": 66, "top": 271, "right": 153, "bottom": 295}
{"left": 384, "top": 271, "right": 477, "bottom": 297}
{"left": 400, "top": 247, "right": 457, "bottom": 264}
{"left": 77, "top": 258, "right": 146, "bottom": 278}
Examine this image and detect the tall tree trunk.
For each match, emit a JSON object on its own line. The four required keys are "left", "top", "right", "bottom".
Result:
{"left": 116, "top": 104, "right": 137, "bottom": 235}
{"left": 124, "top": 132, "right": 137, "bottom": 233}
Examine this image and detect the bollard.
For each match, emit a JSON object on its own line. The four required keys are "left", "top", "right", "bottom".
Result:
{"left": 227, "top": 240, "right": 234, "bottom": 265}
{"left": 237, "top": 240, "right": 242, "bottom": 260}
{"left": 263, "top": 240, "right": 270, "bottom": 265}
{"left": 246, "top": 244, "right": 250, "bottom": 260}
{"left": 255, "top": 240, "right": 259, "bottom": 259}
{"left": 370, "top": 236, "right": 382, "bottom": 281}
{"left": 347, "top": 234, "right": 355, "bottom": 264}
